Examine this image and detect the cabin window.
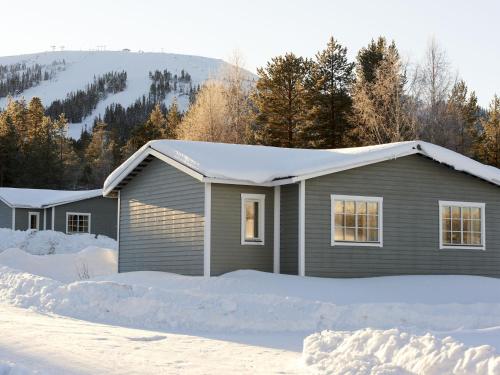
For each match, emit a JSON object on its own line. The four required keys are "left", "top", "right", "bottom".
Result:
{"left": 241, "top": 193, "right": 265, "bottom": 245}
{"left": 66, "top": 212, "right": 91, "bottom": 234}
{"left": 28, "top": 212, "right": 40, "bottom": 231}
{"left": 331, "top": 195, "right": 383, "bottom": 247}
{"left": 439, "top": 201, "right": 485, "bottom": 250}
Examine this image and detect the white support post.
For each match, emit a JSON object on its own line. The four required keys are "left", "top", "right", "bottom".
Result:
{"left": 204, "top": 182, "right": 211, "bottom": 277}
{"left": 11, "top": 208, "right": 15, "bottom": 230}
{"left": 273, "top": 186, "right": 281, "bottom": 274}
{"left": 51, "top": 207, "right": 55, "bottom": 231}
{"left": 117, "top": 191, "right": 121, "bottom": 245}
{"left": 298, "top": 180, "right": 305, "bottom": 276}
{"left": 43, "top": 208, "right": 47, "bottom": 230}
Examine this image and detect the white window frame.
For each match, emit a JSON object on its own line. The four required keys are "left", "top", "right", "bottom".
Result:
{"left": 438, "top": 201, "right": 485, "bottom": 250}
{"left": 331, "top": 194, "right": 383, "bottom": 247}
{"left": 241, "top": 193, "right": 265, "bottom": 246}
{"left": 28, "top": 212, "right": 40, "bottom": 231}
{"left": 66, "top": 212, "right": 91, "bottom": 234}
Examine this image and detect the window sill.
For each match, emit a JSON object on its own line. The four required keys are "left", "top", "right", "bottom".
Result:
{"left": 241, "top": 240, "right": 265, "bottom": 246}
{"left": 440, "top": 245, "right": 485, "bottom": 251}
{"left": 331, "top": 241, "right": 382, "bottom": 247}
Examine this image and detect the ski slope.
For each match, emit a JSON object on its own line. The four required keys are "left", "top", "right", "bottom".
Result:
{"left": 0, "top": 50, "right": 237, "bottom": 138}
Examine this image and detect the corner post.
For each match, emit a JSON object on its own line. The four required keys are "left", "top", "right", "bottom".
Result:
{"left": 204, "top": 182, "right": 211, "bottom": 277}
{"left": 273, "top": 185, "right": 281, "bottom": 274}
{"left": 298, "top": 180, "right": 305, "bottom": 276}
{"left": 11, "top": 208, "right": 15, "bottom": 230}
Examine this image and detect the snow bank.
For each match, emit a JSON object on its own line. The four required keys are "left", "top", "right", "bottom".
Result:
{"left": 0, "top": 229, "right": 116, "bottom": 255}
{"left": 303, "top": 329, "right": 500, "bottom": 375}
{"left": 0, "top": 247, "right": 117, "bottom": 282}
{"left": 1, "top": 269, "right": 500, "bottom": 334}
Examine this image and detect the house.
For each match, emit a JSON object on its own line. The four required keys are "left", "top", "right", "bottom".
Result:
{"left": 103, "top": 140, "right": 500, "bottom": 278}
{"left": 0, "top": 188, "right": 117, "bottom": 239}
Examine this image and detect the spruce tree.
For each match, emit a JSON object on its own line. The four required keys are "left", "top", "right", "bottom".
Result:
{"left": 305, "top": 37, "right": 355, "bottom": 148}
{"left": 166, "top": 99, "right": 182, "bottom": 139}
{"left": 479, "top": 95, "right": 500, "bottom": 167}
{"left": 252, "top": 53, "right": 310, "bottom": 147}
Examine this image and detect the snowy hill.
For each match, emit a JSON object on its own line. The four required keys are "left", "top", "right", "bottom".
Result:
{"left": 0, "top": 50, "right": 242, "bottom": 138}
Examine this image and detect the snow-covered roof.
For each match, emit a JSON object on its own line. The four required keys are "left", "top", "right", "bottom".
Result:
{"left": 0, "top": 188, "right": 103, "bottom": 209}
{"left": 103, "top": 140, "right": 500, "bottom": 194}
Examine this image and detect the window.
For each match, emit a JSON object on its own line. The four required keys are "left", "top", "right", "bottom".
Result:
{"left": 28, "top": 212, "right": 40, "bottom": 231}
{"left": 66, "top": 212, "right": 91, "bottom": 234}
{"left": 331, "top": 195, "right": 383, "bottom": 247}
{"left": 241, "top": 194, "right": 265, "bottom": 245}
{"left": 439, "top": 201, "right": 485, "bottom": 250}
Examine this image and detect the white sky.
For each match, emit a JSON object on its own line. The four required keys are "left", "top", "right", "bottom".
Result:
{"left": 0, "top": 0, "right": 498, "bottom": 106}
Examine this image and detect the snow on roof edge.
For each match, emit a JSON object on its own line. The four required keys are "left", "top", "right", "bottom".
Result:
{"left": 103, "top": 140, "right": 500, "bottom": 193}
{"left": 0, "top": 188, "right": 104, "bottom": 209}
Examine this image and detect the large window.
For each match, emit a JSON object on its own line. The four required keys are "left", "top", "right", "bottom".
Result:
{"left": 331, "top": 195, "right": 383, "bottom": 247}
{"left": 241, "top": 193, "right": 265, "bottom": 245}
{"left": 439, "top": 201, "right": 485, "bottom": 250}
{"left": 66, "top": 212, "right": 91, "bottom": 234}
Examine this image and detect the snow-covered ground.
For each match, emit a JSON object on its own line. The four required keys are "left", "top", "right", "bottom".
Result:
{"left": 1, "top": 229, "right": 499, "bottom": 374}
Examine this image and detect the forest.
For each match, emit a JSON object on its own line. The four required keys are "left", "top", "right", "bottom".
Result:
{"left": 0, "top": 36, "right": 498, "bottom": 190}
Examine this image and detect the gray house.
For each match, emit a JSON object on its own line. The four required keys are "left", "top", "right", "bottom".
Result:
{"left": 103, "top": 140, "right": 500, "bottom": 278}
{"left": 0, "top": 188, "right": 117, "bottom": 239}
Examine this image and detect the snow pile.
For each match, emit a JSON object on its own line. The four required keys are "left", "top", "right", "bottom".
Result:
{"left": 0, "top": 229, "right": 116, "bottom": 255}
{"left": 1, "top": 270, "right": 500, "bottom": 335}
{"left": 0, "top": 247, "right": 117, "bottom": 282}
{"left": 0, "top": 360, "right": 41, "bottom": 375}
{"left": 303, "top": 329, "right": 500, "bottom": 375}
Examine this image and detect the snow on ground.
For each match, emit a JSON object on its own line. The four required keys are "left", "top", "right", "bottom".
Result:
{"left": 0, "top": 228, "right": 116, "bottom": 255}
{"left": 303, "top": 329, "right": 500, "bottom": 375}
{"left": 0, "top": 304, "right": 302, "bottom": 375}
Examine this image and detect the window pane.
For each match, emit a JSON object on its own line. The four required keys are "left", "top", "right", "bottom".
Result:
{"left": 471, "top": 220, "right": 481, "bottom": 232}
{"left": 335, "top": 201, "right": 344, "bottom": 214}
{"left": 471, "top": 232, "right": 481, "bottom": 245}
{"left": 463, "top": 219, "right": 471, "bottom": 231}
{"left": 357, "top": 227, "right": 367, "bottom": 242}
{"left": 451, "top": 219, "right": 461, "bottom": 231}
{"left": 334, "top": 227, "right": 344, "bottom": 241}
{"left": 367, "top": 202, "right": 378, "bottom": 215}
{"left": 368, "top": 229, "right": 378, "bottom": 242}
{"left": 443, "top": 231, "right": 451, "bottom": 244}
{"left": 345, "top": 201, "right": 355, "bottom": 214}
{"left": 443, "top": 219, "right": 451, "bottom": 231}
{"left": 367, "top": 215, "right": 378, "bottom": 228}
{"left": 357, "top": 214, "right": 366, "bottom": 227}
{"left": 442, "top": 206, "right": 451, "bottom": 219}
{"left": 356, "top": 201, "right": 367, "bottom": 214}
{"left": 451, "top": 207, "right": 461, "bottom": 219}
{"left": 345, "top": 214, "right": 355, "bottom": 227}
{"left": 451, "top": 232, "right": 461, "bottom": 244}
{"left": 245, "top": 201, "right": 256, "bottom": 239}
{"left": 335, "top": 214, "right": 344, "bottom": 227}
{"left": 345, "top": 228, "right": 355, "bottom": 241}
{"left": 471, "top": 207, "right": 481, "bottom": 220}
{"left": 462, "top": 207, "right": 471, "bottom": 220}
{"left": 463, "top": 231, "right": 470, "bottom": 244}
{"left": 253, "top": 202, "right": 259, "bottom": 238}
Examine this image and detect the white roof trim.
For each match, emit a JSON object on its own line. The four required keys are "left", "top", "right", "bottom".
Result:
{"left": 103, "top": 140, "right": 500, "bottom": 191}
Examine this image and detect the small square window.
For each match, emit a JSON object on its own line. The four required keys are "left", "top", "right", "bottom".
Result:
{"left": 66, "top": 213, "right": 91, "bottom": 234}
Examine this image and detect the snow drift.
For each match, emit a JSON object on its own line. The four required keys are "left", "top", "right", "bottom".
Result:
{"left": 303, "top": 328, "right": 500, "bottom": 375}
{"left": 0, "top": 228, "right": 117, "bottom": 255}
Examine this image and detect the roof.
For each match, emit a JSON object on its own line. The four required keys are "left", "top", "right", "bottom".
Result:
{"left": 103, "top": 140, "right": 500, "bottom": 195}
{"left": 0, "top": 188, "right": 103, "bottom": 209}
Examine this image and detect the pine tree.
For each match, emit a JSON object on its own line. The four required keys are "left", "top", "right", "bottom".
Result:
{"left": 84, "top": 122, "right": 116, "bottom": 187}
{"left": 479, "top": 95, "right": 500, "bottom": 167}
{"left": 252, "top": 53, "right": 310, "bottom": 147}
{"left": 166, "top": 99, "right": 182, "bottom": 139}
{"left": 350, "top": 38, "right": 417, "bottom": 144}
{"left": 305, "top": 37, "right": 355, "bottom": 148}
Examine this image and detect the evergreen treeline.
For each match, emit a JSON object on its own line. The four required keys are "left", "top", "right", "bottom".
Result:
{"left": 45, "top": 71, "right": 127, "bottom": 122}
{"left": 1, "top": 37, "right": 499, "bottom": 191}
{"left": 0, "top": 61, "right": 63, "bottom": 98}
{"left": 148, "top": 68, "right": 193, "bottom": 102}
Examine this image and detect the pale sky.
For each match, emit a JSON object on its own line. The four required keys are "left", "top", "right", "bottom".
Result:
{"left": 1, "top": 0, "right": 498, "bottom": 106}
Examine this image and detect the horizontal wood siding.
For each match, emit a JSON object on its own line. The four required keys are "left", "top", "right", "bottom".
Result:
{"left": 119, "top": 158, "right": 204, "bottom": 275}
{"left": 280, "top": 183, "right": 298, "bottom": 275}
{"left": 15, "top": 208, "right": 44, "bottom": 231}
{"left": 0, "top": 201, "right": 11, "bottom": 229}
{"left": 53, "top": 197, "right": 117, "bottom": 239}
{"left": 211, "top": 184, "right": 274, "bottom": 275}
{"left": 305, "top": 154, "right": 500, "bottom": 278}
